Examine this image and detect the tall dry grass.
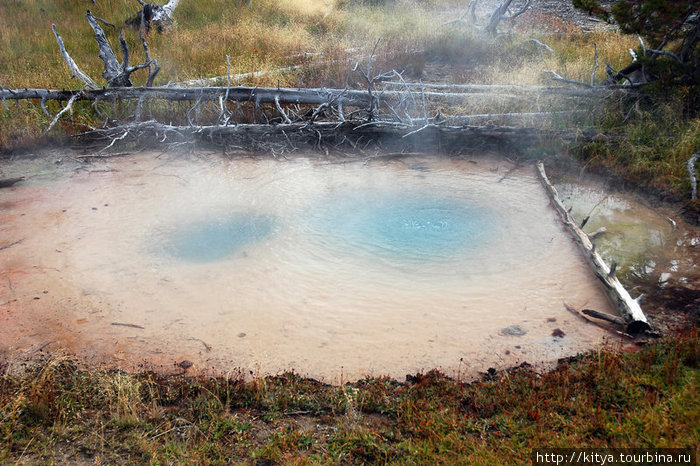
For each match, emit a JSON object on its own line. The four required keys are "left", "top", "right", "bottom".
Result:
{"left": 0, "top": 0, "right": 476, "bottom": 89}
{"left": 0, "top": 0, "right": 637, "bottom": 92}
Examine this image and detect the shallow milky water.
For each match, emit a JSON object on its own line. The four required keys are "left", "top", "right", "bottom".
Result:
{"left": 1, "top": 152, "right": 632, "bottom": 381}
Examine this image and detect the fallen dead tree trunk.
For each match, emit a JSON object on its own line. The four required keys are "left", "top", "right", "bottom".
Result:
{"left": 170, "top": 65, "right": 305, "bottom": 87}
{"left": 0, "top": 85, "right": 563, "bottom": 106}
{"left": 72, "top": 120, "right": 614, "bottom": 156}
{"left": 404, "top": 111, "right": 588, "bottom": 126}
{"left": 381, "top": 82, "right": 605, "bottom": 97}
{"left": 536, "top": 161, "right": 650, "bottom": 334}
{"left": 0, "top": 177, "right": 25, "bottom": 189}
{"left": 0, "top": 86, "right": 372, "bottom": 107}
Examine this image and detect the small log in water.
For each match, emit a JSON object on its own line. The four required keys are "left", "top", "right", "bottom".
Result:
{"left": 0, "top": 177, "right": 25, "bottom": 188}
{"left": 581, "top": 308, "right": 627, "bottom": 326}
{"left": 536, "top": 161, "right": 651, "bottom": 334}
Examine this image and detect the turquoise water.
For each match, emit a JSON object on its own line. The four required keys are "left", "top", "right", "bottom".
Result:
{"left": 311, "top": 192, "right": 494, "bottom": 263}
{"left": 156, "top": 193, "right": 493, "bottom": 265}
{"left": 159, "top": 214, "right": 277, "bottom": 262}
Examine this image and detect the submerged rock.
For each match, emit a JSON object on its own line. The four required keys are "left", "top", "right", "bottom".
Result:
{"left": 552, "top": 328, "right": 566, "bottom": 338}
{"left": 501, "top": 325, "right": 527, "bottom": 336}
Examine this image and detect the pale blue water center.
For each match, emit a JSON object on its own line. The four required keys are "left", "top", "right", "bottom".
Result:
{"left": 311, "top": 192, "right": 494, "bottom": 263}
{"left": 159, "top": 214, "right": 276, "bottom": 262}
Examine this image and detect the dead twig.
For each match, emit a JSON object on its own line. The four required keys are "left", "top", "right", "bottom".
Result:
{"left": 581, "top": 308, "right": 627, "bottom": 326}
{"left": 0, "top": 239, "right": 24, "bottom": 251}
{"left": 0, "top": 177, "right": 25, "bottom": 189}
{"left": 563, "top": 302, "right": 634, "bottom": 339}
{"left": 188, "top": 337, "right": 212, "bottom": 352}
{"left": 45, "top": 93, "right": 79, "bottom": 133}
{"left": 525, "top": 38, "right": 553, "bottom": 53}
{"left": 111, "top": 322, "right": 145, "bottom": 329}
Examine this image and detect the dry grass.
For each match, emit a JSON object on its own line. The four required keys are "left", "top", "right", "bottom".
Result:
{"left": 480, "top": 30, "right": 637, "bottom": 86}
{"left": 1, "top": 331, "right": 697, "bottom": 463}
{"left": 0, "top": 1, "right": 642, "bottom": 97}
{"left": 0, "top": 0, "right": 460, "bottom": 89}
{"left": 1, "top": 0, "right": 697, "bottom": 196}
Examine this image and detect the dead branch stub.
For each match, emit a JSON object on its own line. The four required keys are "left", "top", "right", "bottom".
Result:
{"left": 126, "top": 0, "right": 180, "bottom": 33}
{"left": 53, "top": 10, "right": 159, "bottom": 89}
{"left": 446, "top": 0, "right": 531, "bottom": 37}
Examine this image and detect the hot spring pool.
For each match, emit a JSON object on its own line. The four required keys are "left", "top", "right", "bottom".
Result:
{"left": 157, "top": 214, "right": 278, "bottom": 263}
{"left": 0, "top": 152, "right": 627, "bottom": 381}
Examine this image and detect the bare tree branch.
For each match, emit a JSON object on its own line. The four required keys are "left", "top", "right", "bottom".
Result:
{"left": 525, "top": 38, "right": 553, "bottom": 53}
{"left": 648, "top": 49, "right": 684, "bottom": 65}
{"left": 162, "top": 0, "right": 181, "bottom": 18}
{"left": 689, "top": 153, "right": 699, "bottom": 202}
{"left": 52, "top": 24, "right": 98, "bottom": 89}
{"left": 484, "top": 0, "right": 530, "bottom": 37}
{"left": 543, "top": 70, "right": 592, "bottom": 88}
{"left": 45, "top": 93, "right": 79, "bottom": 133}
{"left": 139, "top": 9, "right": 160, "bottom": 86}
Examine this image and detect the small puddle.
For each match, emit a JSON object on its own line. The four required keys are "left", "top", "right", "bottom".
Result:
{"left": 555, "top": 180, "right": 698, "bottom": 287}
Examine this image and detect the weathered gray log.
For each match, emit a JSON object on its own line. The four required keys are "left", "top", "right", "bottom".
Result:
{"left": 0, "top": 177, "right": 25, "bottom": 188}
{"left": 536, "top": 161, "right": 650, "bottom": 334}
{"left": 161, "top": 0, "right": 180, "bottom": 18}
{"left": 449, "top": 0, "right": 530, "bottom": 37}
{"left": 564, "top": 302, "right": 634, "bottom": 339}
{"left": 403, "top": 111, "right": 587, "bottom": 126}
{"left": 543, "top": 70, "right": 594, "bottom": 88}
{"left": 0, "top": 86, "right": 373, "bottom": 107}
{"left": 382, "top": 81, "right": 605, "bottom": 97}
{"left": 581, "top": 308, "right": 627, "bottom": 326}
{"left": 170, "top": 65, "right": 304, "bottom": 87}
{"left": 524, "top": 38, "right": 553, "bottom": 53}
{"left": 0, "top": 85, "right": 595, "bottom": 109}
{"left": 52, "top": 11, "right": 158, "bottom": 88}
{"left": 86, "top": 10, "right": 127, "bottom": 86}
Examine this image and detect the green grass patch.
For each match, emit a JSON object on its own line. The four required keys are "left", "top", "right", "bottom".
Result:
{"left": 1, "top": 331, "right": 697, "bottom": 463}
{"left": 575, "top": 90, "right": 700, "bottom": 198}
